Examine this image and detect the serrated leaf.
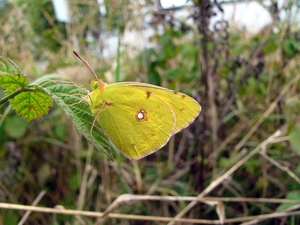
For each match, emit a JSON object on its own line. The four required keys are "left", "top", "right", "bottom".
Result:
{"left": 0, "top": 56, "right": 28, "bottom": 94}
{"left": 0, "top": 56, "right": 26, "bottom": 77}
{"left": 39, "top": 80, "right": 113, "bottom": 160}
{"left": 9, "top": 85, "right": 53, "bottom": 121}
{"left": 0, "top": 74, "right": 29, "bottom": 95}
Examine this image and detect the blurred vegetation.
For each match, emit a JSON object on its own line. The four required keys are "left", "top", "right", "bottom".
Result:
{"left": 1, "top": 0, "right": 300, "bottom": 224}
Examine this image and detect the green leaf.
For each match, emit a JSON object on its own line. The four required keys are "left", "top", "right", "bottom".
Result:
{"left": 165, "top": 68, "right": 185, "bottom": 80}
{"left": 283, "top": 38, "right": 300, "bottom": 59}
{"left": 263, "top": 37, "right": 279, "bottom": 55}
{"left": 0, "top": 56, "right": 52, "bottom": 121}
{"left": 54, "top": 124, "right": 67, "bottom": 140}
{"left": 276, "top": 191, "right": 300, "bottom": 211}
{"left": 0, "top": 74, "right": 29, "bottom": 95}
{"left": 0, "top": 56, "right": 27, "bottom": 77}
{"left": 3, "top": 115, "right": 27, "bottom": 138}
{"left": 221, "top": 108, "right": 246, "bottom": 124}
{"left": 148, "top": 66, "right": 161, "bottom": 86}
{"left": 8, "top": 85, "right": 52, "bottom": 121}
{"left": 0, "top": 56, "right": 28, "bottom": 94}
{"left": 3, "top": 211, "right": 18, "bottom": 225}
{"left": 40, "top": 80, "right": 113, "bottom": 160}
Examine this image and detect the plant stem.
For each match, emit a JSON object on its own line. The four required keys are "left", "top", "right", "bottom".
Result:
{"left": 0, "top": 86, "right": 37, "bottom": 105}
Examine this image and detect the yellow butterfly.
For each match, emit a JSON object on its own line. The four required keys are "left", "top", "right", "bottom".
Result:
{"left": 74, "top": 52, "right": 201, "bottom": 160}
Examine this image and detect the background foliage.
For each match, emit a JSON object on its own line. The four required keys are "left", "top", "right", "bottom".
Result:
{"left": 1, "top": 0, "right": 300, "bottom": 224}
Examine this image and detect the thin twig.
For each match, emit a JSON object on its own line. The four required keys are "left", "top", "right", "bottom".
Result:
{"left": 18, "top": 190, "right": 46, "bottom": 225}
{"left": 260, "top": 151, "right": 300, "bottom": 185}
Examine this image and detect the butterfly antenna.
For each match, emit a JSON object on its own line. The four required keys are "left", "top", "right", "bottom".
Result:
{"left": 73, "top": 51, "right": 99, "bottom": 81}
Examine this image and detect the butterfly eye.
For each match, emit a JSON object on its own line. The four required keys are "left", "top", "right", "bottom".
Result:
{"left": 92, "top": 81, "right": 99, "bottom": 90}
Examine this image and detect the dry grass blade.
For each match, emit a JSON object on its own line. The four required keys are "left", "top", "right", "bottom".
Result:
{"left": 76, "top": 144, "right": 94, "bottom": 211}
{"left": 0, "top": 195, "right": 299, "bottom": 224}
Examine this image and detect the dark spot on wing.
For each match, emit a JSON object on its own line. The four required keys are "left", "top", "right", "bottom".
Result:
{"left": 146, "top": 91, "right": 151, "bottom": 99}
{"left": 173, "top": 91, "right": 186, "bottom": 99}
{"left": 104, "top": 101, "right": 113, "bottom": 106}
{"left": 136, "top": 109, "right": 147, "bottom": 122}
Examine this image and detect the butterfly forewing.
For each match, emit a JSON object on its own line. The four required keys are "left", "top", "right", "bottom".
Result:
{"left": 111, "top": 82, "right": 201, "bottom": 134}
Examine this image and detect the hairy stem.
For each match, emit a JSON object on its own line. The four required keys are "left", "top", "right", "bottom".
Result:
{"left": 0, "top": 86, "right": 37, "bottom": 105}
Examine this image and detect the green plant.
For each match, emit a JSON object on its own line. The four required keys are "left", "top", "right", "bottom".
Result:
{"left": 0, "top": 56, "right": 113, "bottom": 160}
